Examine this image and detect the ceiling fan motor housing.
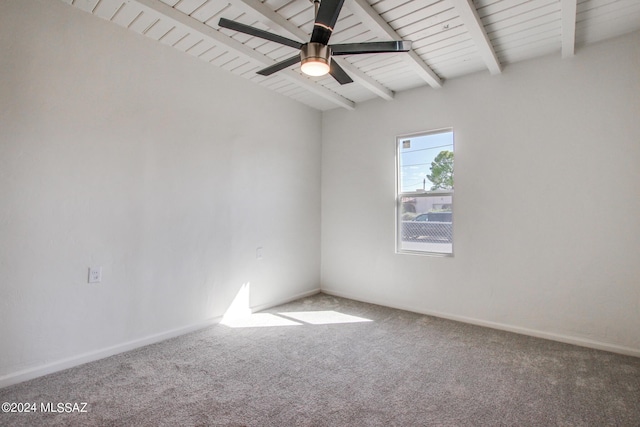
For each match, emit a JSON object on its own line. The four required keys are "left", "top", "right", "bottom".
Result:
{"left": 300, "top": 42, "right": 332, "bottom": 76}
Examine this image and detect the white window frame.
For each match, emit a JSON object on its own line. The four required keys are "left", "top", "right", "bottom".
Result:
{"left": 395, "top": 128, "right": 454, "bottom": 257}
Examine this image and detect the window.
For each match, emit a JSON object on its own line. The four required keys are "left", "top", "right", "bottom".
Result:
{"left": 396, "top": 129, "right": 454, "bottom": 255}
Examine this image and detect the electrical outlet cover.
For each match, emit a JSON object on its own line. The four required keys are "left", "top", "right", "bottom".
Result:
{"left": 88, "top": 267, "right": 102, "bottom": 283}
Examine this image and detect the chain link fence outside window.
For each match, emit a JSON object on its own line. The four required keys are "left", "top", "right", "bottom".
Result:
{"left": 401, "top": 221, "right": 452, "bottom": 243}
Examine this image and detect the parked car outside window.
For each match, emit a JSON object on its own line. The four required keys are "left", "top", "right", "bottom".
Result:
{"left": 413, "top": 212, "right": 452, "bottom": 222}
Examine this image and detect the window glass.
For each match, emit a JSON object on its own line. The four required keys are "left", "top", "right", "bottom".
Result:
{"left": 397, "top": 130, "right": 454, "bottom": 255}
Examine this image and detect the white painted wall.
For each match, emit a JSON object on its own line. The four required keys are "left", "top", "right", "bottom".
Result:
{"left": 321, "top": 31, "right": 640, "bottom": 355}
{"left": 0, "top": 0, "right": 321, "bottom": 384}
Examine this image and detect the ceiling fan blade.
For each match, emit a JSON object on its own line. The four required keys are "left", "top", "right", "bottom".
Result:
{"left": 218, "top": 18, "right": 303, "bottom": 50}
{"left": 310, "top": 0, "right": 346, "bottom": 45}
{"left": 331, "top": 40, "right": 412, "bottom": 55}
{"left": 329, "top": 60, "right": 353, "bottom": 85}
{"left": 256, "top": 55, "right": 302, "bottom": 76}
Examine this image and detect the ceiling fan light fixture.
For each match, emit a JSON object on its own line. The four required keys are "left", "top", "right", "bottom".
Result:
{"left": 301, "top": 58, "right": 330, "bottom": 76}
{"left": 300, "top": 42, "right": 331, "bottom": 77}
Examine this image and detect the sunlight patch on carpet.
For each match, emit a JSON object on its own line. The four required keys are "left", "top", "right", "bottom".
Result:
{"left": 278, "top": 311, "right": 373, "bottom": 325}
{"left": 221, "top": 313, "right": 302, "bottom": 328}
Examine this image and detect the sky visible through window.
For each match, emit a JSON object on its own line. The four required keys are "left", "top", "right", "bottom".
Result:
{"left": 399, "top": 131, "right": 454, "bottom": 192}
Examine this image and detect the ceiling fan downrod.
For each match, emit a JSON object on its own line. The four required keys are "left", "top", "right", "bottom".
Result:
{"left": 302, "top": 0, "right": 331, "bottom": 77}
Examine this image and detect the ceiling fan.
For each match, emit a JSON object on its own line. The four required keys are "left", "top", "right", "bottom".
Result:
{"left": 218, "top": 0, "right": 412, "bottom": 84}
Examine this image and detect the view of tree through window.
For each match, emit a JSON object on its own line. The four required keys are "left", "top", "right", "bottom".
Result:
{"left": 397, "top": 129, "right": 454, "bottom": 255}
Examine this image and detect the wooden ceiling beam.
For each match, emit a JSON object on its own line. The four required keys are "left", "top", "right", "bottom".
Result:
{"left": 449, "top": 0, "right": 502, "bottom": 75}
{"left": 561, "top": 0, "right": 577, "bottom": 58}
{"left": 347, "top": 0, "right": 443, "bottom": 88}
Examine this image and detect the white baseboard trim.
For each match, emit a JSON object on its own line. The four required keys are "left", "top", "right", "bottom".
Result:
{"left": 0, "top": 287, "right": 322, "bottom": 390}
{"left": 9, "top": 285, "right": 632, "bottom": 389}
{"left": 321, "top": 288, "right": 640, "bottom": 358}
{"left": 0, "top": 316, "right": 222, "bottom": 390}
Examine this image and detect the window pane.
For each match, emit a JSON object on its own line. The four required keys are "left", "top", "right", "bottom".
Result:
{"left": 398, "top": 195, "right": 453, "bottom": 254}
{"left": 397, "top": 129, "right": 453, "bottom": 255}
{"left": 398, "top": 131, "right": 454, "bottom": 193}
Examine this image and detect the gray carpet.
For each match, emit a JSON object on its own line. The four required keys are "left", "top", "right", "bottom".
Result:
{"left": 1, "top": 293, "right": 639, "bottom": 426}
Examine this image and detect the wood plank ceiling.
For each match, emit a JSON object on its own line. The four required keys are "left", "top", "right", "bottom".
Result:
{"left": 61, "top": 0, "right": 640, "bottom": 110}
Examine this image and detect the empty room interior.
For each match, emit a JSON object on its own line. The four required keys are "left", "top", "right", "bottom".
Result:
{"left": 1, "top": 0, "right": 639, "bottom": 424}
